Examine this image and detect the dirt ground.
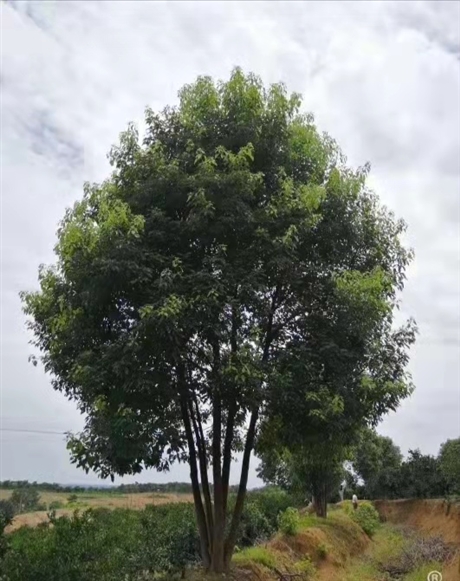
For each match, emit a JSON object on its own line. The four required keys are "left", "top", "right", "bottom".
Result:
{"left": 2, "top": 489, "right": 193, "bottom": 532}
{"left": 374, "top": 499, "right": 460, "bottom": 581}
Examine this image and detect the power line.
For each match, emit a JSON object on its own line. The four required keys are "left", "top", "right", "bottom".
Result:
{"left": 0, "top": 428, "right": 66, "bottom": 435}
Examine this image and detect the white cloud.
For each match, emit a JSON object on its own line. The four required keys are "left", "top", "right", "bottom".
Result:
{"left": 1, "top": 0, "right": 459, "bottom": 485}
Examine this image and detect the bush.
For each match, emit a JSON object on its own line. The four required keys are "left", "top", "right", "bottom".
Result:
{"left": 10, "top": 487, "right": 41, "bottom": 513}
{"left": 0, "top": 505, "right": 199, "bottom": 581}
{"left": 246, "top": 488, "right": 295, "bottom": 530}
{"left": 348, "top": 501, "right": 380, "bottom": 537}
{"left": 227, "top": 488, "right": 294, "bottom": 547}
{"left": 138, "top": 503, "right": 200, "bottom": 575}
{"left": 67, "top": 494, "right": 78, "bottom": 503}
{"left": 0, "top": 500, "right": 14, "bottom": 560}
{"left": 317, "top": 542, "right": 329, "bottom": 560}
{"left": 0, "top": 489, "right": 300, "bottom": 580}
{"left": 235, "top": 501, "right": 273, "bottom": 546}
{"left": 295, "top": 557, "right": 316, "bottom": 577}
{"left": 48, "top": 501, "right": 64, "bottom": 510}
{"left": 278, "top": 507, "right": 300, "bottom": 536}
{"left": 0, "top": 499, "right": 15, "bottom": 522}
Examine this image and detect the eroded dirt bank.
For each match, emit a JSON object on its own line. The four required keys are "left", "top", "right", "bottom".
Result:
{"left": 374, "top": 499, "right": 460, "bottom": 581}
{"left": 374, "top": 499, "right": 460, "bottom": 544}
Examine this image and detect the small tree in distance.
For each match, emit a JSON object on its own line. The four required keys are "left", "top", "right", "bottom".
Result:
{"left": 439, "top": 438, "right": 460, "bottom": 495}
{"left": 21, "top": 68, "right": 416, "bottom": 573}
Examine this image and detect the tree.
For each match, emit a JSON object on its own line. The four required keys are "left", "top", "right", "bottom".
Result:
{"left": 398, "top": 449, "right": 447, "bottom": 499}
{"left": 21, "top": 69, "right": 416, "bottom": 573}
{"left": 352, "top": 429, "right": 403, "bottom": 499}
{"left": 10, "top": 487, "right": 40, "bottom": 514}
{"left": 439, "top": 438, "right": 460, "bottom": 495}
{"left": 256, "top": 441, "right": 347, "bottom": 517}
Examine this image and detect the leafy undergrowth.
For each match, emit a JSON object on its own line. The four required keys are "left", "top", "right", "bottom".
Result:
{"left": 229, "top": 509, "right": 369, "bottom": 580}
{"left": 227, "top": 505, "right": 457, "bottom": 581}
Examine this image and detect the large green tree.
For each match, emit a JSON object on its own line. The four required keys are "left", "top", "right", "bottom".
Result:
{"left": 21, "top": 69, "right": 416, "bottom": 573}
{"left": 352, "top": 429, "right": 403, "bottom": 499}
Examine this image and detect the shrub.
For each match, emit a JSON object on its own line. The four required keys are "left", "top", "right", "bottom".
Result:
{"left": 227, "top": 488, "right": 293, "bottom": 547}
{"left": 0, "top": 500, "right": 14, "bottom": 560}
{"left": 235, "top": 501, "right": 273, "bottom": 546}
{"left": 349, "top": 501, "right": 380, "bottom": 537}
{"left": 0, "top": 505, "right": 199, "bottom": 581}
{"left": 317, "top": 542, "right": 329, "bottom": 560}
{"left": 0, "top": 499, "right": 15, "bottom": 522}
{"left": 245, "top": 488, "right": 294, "bottom": 530}
{"left": 48, "top": 501, "right": 64, "bottom": 510}
{"left": 295, "top": 557, "right": 316, "bottom": 577}
{"left": 278, "top": 507, "right": 300, "bottom": 536}
{"left": 67, "top": 494, "right": 78, "bottom": 503}
{"left": 10, "top": 487, "right": 41, "bottom": 513}
{"left": 138, "top": 503, "right": 200, "bottom": 575}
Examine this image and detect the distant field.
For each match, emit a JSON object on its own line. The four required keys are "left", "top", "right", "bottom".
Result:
{"left": 1, "top": 489, "right": 193, "bottom": 532}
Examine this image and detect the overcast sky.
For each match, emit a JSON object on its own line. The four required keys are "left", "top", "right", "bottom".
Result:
{"left": 1, "top": 0, "right": 459, "bottom": 488}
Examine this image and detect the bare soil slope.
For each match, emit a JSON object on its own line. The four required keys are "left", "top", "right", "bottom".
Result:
{"left": 374, "top": 499, "right": 460, "bottom": 581}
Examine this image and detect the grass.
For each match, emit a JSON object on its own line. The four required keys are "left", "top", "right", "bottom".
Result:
{"left": 404, "top": 563, "right": 443, "bottom": 581}
{"left": 233, "top": 546, "right": 277, "bottom": 570}
{"left": 339, "top": 525, "right": 408, "bottom": 581}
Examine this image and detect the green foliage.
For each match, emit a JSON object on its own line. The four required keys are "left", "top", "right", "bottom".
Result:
{"left": 256, "top": 426, "right": 351, "bottom": 517}
{"left": 67, "top": 494, "right": 78, "bottom": 503}
{"left": 138, "top": 503, "right": 200, "bottom": 575}
{"left": 21, "top": 68, "right": 416, "bottom": 570}
{"left": 278, "top": 507, "right": 300, "bottom": 536}
{"left": 49, "top": 501, "right": 64, "bottom": 510}
{"left": 0, "top": 480, "right": 197, "bottom": 494}
{"left": 233, "top": 500, "right": 272, "bottom": 547}
{"left": 317, "top": 542, "right": 329, "bottom": 560}
{"left": 351, "top": 429, "right": 403, "bottom": 498}
{"left": 244, "top": 488, "right": 295, "bottom": 529}
{"left": 229, "top": 488, "right": 294, "bottom": 547}
{"left": 0, "top": 499, "right": 15, "bottom": 522}
{"left": 10, "top": 487, "right": 41, "bottom": 514}
{"left": 0, "top": 489, "right": 295, "bottom": 580}
{"left": 295, "top": 557, "right": 316, "bottom": 576}
{"left": 439, "top": 437, "right": 460, "bottom": 494}
{"left": 1, "top": 506, "right": 196, "bottom": 581}
{"left": 0, "top": 500, "right": 14, "bottom": 559}
{"left": 397, "top": 450, "right": 448, "bottom": 499}
{"left": 350, "top": 431, "right": 453, "bottom": 501}
{"left": 345, "top": 501, "right": 380, "bottom": 537}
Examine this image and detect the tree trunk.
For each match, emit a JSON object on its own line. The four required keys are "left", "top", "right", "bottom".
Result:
{"left": 180, "top": 393, "right": 211, "bottom": 568}
{"left": 224, "top": 408, "right": 259, "bottom": 568}
{"left": 312, "top": 482, "right": 328, "bottom": 518}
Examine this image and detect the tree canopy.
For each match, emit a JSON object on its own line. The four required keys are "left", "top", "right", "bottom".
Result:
{"left": 21, "top": 68, "right": 416, "bottom": 573}
{"left": 439, "top": 438, "right": 460, "bottom": 495}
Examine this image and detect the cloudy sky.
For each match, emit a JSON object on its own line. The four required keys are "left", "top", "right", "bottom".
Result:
{"left": 1, "top": 0, "right": 459, "bottom": 487}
